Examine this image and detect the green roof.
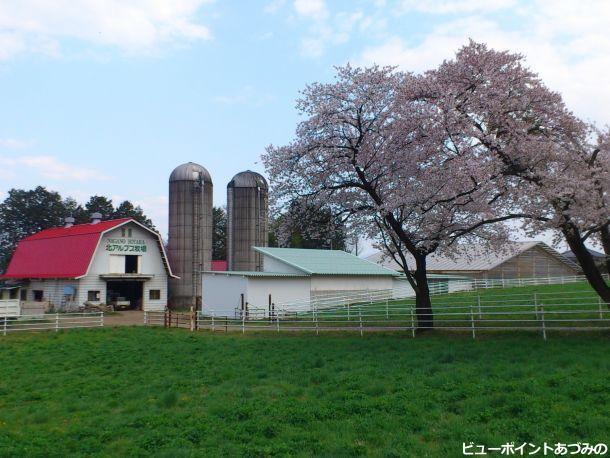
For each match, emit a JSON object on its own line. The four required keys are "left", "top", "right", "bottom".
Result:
{"left": 253, "top": 247, "right": 400, "bottom": 276}
{"left": 202, "top": 271, "right": 308, "bottom": 278}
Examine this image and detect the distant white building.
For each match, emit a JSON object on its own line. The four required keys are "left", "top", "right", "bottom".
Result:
{"left": 202, "top": 247, "right": 404, "bottom": 316}
{"left": 0, "top": 215, "right": 176, "bottom": 312}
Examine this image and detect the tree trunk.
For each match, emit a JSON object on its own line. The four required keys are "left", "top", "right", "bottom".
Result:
{"left": 413, "top": 256, "right": 434, "bottom": 329}
{"left": 563, "top": 225, "right": 610, "bottom": 306}
{"left": 600, "top": 225, "right": 610, "bottom": 275}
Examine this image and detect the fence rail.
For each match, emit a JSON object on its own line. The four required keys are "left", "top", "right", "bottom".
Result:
{"left": 271, "top": 274, "right": 609, "bottom": 315}
{"left": 0, "top": 299, "right": 20, "bottom": 317}
{"left": 144, "top": 290, "right": 610, "bottom": 339}
{"left": 1, "top": 312, "right": 104, "bottom": 335}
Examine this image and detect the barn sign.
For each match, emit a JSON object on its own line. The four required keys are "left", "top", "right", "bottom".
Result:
{"left": 105, "top": 238, "right": 148, "bottom": 253}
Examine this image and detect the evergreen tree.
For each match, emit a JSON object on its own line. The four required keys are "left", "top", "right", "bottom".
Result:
{"left": 0, "top": 187, "right": 66, "bottom": 272}
{"left": 212, "top": 206, "right": 227, "bottom": 260}
{"left": 113, "top": 200, "right": 155, "bottom": 229}
{"left": 81, "top": 195, "right": 114, "bottom": 222}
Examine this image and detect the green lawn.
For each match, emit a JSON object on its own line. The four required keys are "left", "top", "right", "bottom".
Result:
{"left": 1, "top": 327, "right": 609, "bottom": 457}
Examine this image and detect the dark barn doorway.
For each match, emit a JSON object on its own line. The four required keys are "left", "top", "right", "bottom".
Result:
{"left": 106, "top": 281, "right": 144, "bottom": 310}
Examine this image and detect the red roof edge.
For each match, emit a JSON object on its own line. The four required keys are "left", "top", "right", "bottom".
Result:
{"left": 211, "top": 260, "right": 228, "bottom": 272}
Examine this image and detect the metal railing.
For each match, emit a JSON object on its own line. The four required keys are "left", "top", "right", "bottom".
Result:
{"left": 144, "top": 290, "right": 610, "bottom": 339}
{"left": 271, "top": 274, "right": 608, "bottom": 315}
{"left": 1, "top": 312, "right": 104, "bottom": 335}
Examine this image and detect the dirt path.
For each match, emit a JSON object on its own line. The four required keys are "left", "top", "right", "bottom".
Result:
{"left": 103, "top": 311, "right": 145, "bottom": 327}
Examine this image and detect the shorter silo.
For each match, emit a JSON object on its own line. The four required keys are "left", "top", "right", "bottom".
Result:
{"left": 227, "top": 171, "right": 269, "bottom": 271}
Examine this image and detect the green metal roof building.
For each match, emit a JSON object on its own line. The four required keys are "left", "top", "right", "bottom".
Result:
{"left": 202, "top": 247, "right": 408, "bottom": 316}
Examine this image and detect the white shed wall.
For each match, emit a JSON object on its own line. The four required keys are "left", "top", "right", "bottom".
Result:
{"left": 392, "top": 278, "right": 415, "bottom": 298}
{"left": 202, "top": 274, "right": 248, "bottom": 316}
{"left": 310, "top": 276, "right": 394, "bottom": 294}
{"left": 247, "top": 277, "right": 311, "bottom": 309}
{"left": 261, "top": 256, "right": 304, "bottom": 274}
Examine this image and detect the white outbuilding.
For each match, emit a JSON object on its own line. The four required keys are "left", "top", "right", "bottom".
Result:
{"left": 202, "top": 247, "right": 404, "bottom": 317}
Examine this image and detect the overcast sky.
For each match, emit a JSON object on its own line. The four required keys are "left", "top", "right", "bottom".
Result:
{"left": 0, "top": 0, "right": 608, "bottom": 249}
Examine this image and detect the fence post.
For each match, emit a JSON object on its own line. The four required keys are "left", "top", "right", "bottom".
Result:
{"left": 347, "top": 303, "right": 350, "bottom": 321}
{"left": 276, "top": 314, "right": 280, "bottom": 333}
{"left": 100, "top": 311, "right": 104, "bottom": 328}
{"left": 470, "top": 304, "right": 476, "bottom": 339}
{"left": 55, "top": 313, "right": 59, "bottom": 332}
{"left": 211, "top": 311, "right": 215, "bottom": 333}
{"left": 190, "top": 306, "right": 195, "bottom": 332}
{"left": 477, "top": 295, "right": 482, "bottom": 320}
{"left": 599, "top": 297, "right": 604, "bottom": 320}
{"left": 386, "top": 298, "right": 389, "bottom": 319}
{"left": 540, "top": 303, "right": 547, "bottom": 341}
{"left": 410, "top": 306, "right": 415, "bottom": 338}
{"left": 2, "top": 316, "right": 6, "bottom": 336}
{"left": 533, "top": 293, "right": 539, "bottom": 320}
{"left": 359, "top": 307, "right": 363, "bottom": 337}
{"left": 242, "top": 310, "right": 245, "bottom": 334}
{"left": 225, "top": 317, "right": 228, "bottom": 333}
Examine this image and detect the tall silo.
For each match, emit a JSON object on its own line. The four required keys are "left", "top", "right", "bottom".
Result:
{"left": 168, "top": 162, "right": 213, "bottom": 309}
{"left": 227, "top": 171, "right": 269, "bottom": 271}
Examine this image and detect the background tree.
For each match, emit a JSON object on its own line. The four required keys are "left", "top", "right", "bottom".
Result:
{"left": 212, "top": 206, "right": 227, "bottom": 260}
{"left": 81, "top": 195, "right": 115, "bottom": 222}
{"left": 0, "top": 187, "right": 66, "bottom": 272}
{"left": 269, "top": 199, "right": 347, "bottom": 250}
{"left": 113, "top": 200, "right": 155, "bottom": 229}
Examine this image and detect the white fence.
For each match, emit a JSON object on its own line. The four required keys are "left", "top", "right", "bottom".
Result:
{"left": 0, "top": 299, "right": 20, "bottom": 317}
{"left": 271, "top": 274, "right": 608, "bottom": 316}
{"left": 143, "top": 289, "right": 610, "bottom": 338}
{"left": 1, "top": 312, "right": 104, "bottom": 335}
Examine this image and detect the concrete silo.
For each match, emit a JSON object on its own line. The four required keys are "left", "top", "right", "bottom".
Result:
{"left": 227, "top": 171, "right": 269, "bottom": 271}
{"left": 168, "top": 162, "right": 213, "bottom": 309}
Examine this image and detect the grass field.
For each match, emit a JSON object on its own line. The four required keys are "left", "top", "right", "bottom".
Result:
{"left": 1, "top": 326, "right": 609, "bottom": 457}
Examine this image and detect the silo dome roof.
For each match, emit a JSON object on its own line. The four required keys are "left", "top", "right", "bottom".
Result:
{"left": 228, "top": 170, "right": 268, "bottom": 189}
{"left": 169, "top": 162, "right": 212, "bottom": 183}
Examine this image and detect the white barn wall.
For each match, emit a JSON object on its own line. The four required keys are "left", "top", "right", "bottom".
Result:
{"left": 27, "top": 279, "right": 78, "bottom": 307}
{"left": 87, "top": 223, "right": 169, "bottom": 311}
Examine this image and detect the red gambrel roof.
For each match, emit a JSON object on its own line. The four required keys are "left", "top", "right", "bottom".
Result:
{"left": 1, "top": 218, "right": 175, "bottom": 279}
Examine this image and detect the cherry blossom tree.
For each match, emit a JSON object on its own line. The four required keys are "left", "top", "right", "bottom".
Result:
{"left": 263, "top": 65, "right": 523, "bottom": 328}
{"left": 413, "top": 41, "right": 610, "bottom": 303}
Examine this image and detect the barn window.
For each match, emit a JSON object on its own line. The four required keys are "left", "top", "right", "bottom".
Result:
{"left": 149, "top": 290, "right": 161, "bottom": 300}
{"left": 33, "top": 290, "right": 43, "bottom": 302}
{"left": 125, "top": 255, "right": 140, "bottom": 274}
{"left": 9, "top": 289, "right": 18, "bottom": 300}
{"left": 88, "top": 290, "right": 101, "bottom": 302}
{"left": 20, "top": 289, "right": 27, "bottom": 301}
